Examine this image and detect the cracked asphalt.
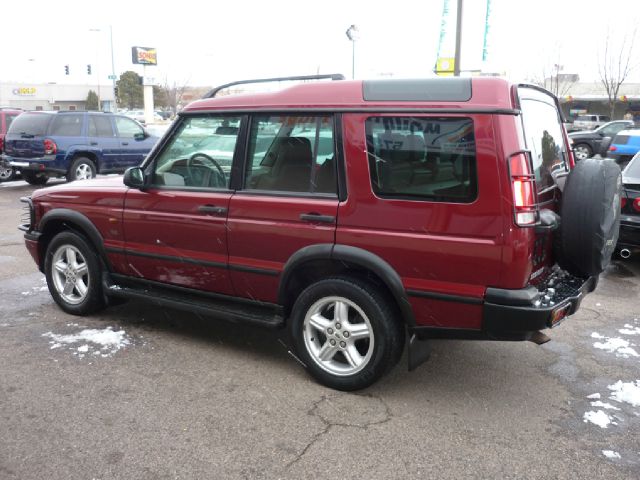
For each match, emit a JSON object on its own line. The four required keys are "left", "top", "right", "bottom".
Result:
{"left": 1, "top": 180, "right": 639, "bottom": 479}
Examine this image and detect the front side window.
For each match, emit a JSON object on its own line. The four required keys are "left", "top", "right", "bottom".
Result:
{"left": 244, "top": 115, "right": 336, "bottom": 194}
{"left": 519, "top": 93, "right": 569, "bottom": 192}
{"left": 115, "top": 116, "right": 144, "bottom": 138}
{"left": 151, "top": 115, "right": 241, "bottom": 189}
{"left": 366, "top": 116, "right": 477, "bottom": 203}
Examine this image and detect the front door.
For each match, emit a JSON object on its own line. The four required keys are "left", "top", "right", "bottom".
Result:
{"left": 122, "top": 115, "right": 243, "bottom": 295}
{"left": 227, "top": 114, "right": 340, "bottom": 302}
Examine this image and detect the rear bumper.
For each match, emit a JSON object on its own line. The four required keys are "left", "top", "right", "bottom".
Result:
{"left": 1, "top": 154, "right": 64, "bottom": 174}
{"left": 482, "top": 274, "right": 598, "bottom": 334}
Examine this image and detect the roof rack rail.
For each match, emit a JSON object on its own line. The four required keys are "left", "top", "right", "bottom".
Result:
{"left": 203, "top": 73, "right": 345, "bottom": 99}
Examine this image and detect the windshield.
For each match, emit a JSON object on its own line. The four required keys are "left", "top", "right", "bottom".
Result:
{"left": 7, "top": 112, "right": 53, "bottom": 136}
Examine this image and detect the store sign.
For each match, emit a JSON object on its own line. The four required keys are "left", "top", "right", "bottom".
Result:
{"left": 131, "top": 46, "right": 157, "bottom": 65}
{"left": 13, "top": 87, "right": 37, "bottom": 96}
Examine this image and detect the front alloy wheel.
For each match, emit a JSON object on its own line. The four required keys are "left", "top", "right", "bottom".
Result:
{"left": 45, "top": 231, "right": 106, "bottom": 315}
{"left": 0, "top": 165, "right": 15, "bottom": 182}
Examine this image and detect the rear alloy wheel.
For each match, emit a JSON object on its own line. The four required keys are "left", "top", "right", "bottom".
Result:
{"left": 0, "top": 165, "right": 15, "bottom": 182}
{"left": 289, "top": 277, "right": 404, "bottom": 391}
{"left": 67, "top": 157, "right": 96, "bottom": 182}
{"left": 573, "top": 143, "right": 592, "bottom": 161}
{"left": 45, "top": 231, "right": 106, "bottom": 315}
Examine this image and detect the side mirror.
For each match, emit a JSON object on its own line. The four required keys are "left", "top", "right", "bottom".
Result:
{"left": 123, "top": 167, "right": 145, "bottom": 189}
{"left": 134, "top": 131, "right": 148, "bottom": 141}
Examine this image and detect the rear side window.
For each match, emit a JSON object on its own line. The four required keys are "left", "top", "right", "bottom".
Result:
{"left": 7, "top": 113, "right": 52, "bottom": 136}
{"left": 49, "top": 114, "right": 84, "bottom": 136}
{"left": 365, "top": 117, "right": 477, "bottom": 203}
{"left": 88, "top": 115, "right": 114, "bottom": 137}
{"left": 244, "top": 115, "right": 336, "bottom": 194}
{"left": 519, "top": 90, "right": 569, "bottom": 192}
{"left": 5, "top": 114, "right": 19, "bottom": 130}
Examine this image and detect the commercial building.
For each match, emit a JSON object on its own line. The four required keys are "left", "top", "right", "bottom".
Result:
{"left": 0, "top": 82, "right": 115, "bottom": 111}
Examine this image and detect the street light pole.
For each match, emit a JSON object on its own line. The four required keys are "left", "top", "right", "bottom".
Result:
{"left": 89, "top": 29, "right": 101, "bottom": 110}
{"left": 345, "top": 25, "right": 359, "bottom": 80}
{"left": 109, "top": 25, "right": 117, "bottom": 111}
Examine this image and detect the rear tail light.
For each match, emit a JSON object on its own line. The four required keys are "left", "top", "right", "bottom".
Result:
{"left": 43, "top": 138, "right": 57, "bottom": 155}
{"left": 609, "top": 145, "right": 617, "bottom": 152}
{"left": 621, "top": 198, "right": 627, "bottom": 210}
{"left": 0, "top": 137, "right": 3, "bottom": 152}
{"left": 634, "top": 198, "right": 640, "bottom": 213}
{"left": 509, "top": 152, "right": 538, "bottom": 226}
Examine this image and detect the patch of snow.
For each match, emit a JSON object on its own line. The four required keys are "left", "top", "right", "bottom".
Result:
{"left": 591, "top": 332, "right": 605, "bottom": 339}
{"left": 596, "top": 303, "right": 602, "bottom": 307}
{"left": 619, "top": 325, "right": 640, "bottom": 336}
{"left": 590, "top": 401, "right": 620, "bottom": 411}
{"left": 42, "top": 327, "right": 131, "bottom": 358}
{"left": 583, "top": 410, "right": 612, "bottom": 428}
{"left": 608, "top": 380, "right": 640, "bottom": 407}
{"left": 593, "top": 336, "right": 639, "bottom": 358}
{"left": 602, "top": 450, "right": 620, "bottom": 459}
{"left": 586, "top": 393, "right": 601, "bottom": 399}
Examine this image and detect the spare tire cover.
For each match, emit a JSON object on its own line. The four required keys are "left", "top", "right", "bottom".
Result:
{"left": 558, "top": 158, "right": 622, "bottom": 277}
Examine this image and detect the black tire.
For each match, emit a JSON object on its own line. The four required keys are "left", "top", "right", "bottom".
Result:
{"left": 573, "top": 143, "right": 592, "bottom": 161}
{"left": 67, "top": 157, "right": 96, "bottom": 182}
{"left": 23, "top": 172, "right": 49, "bottom": 185}
{"left": 0, "top": 165, "right": 15, "bottom": 182}
{"left": 289, "top": 276, "right": 404, "bottom": 391}
{"left": 558, "top": 158, "right": 622, "bottom": 277}
{"left": 44, "top": 231, "right": 106, "bottom": 315}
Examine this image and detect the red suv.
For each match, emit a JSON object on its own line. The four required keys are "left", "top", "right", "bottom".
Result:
{"left": 0, "top": 108, "right": 22, "bottom": 181}
{"left": 19, "top": 76, "right": 621, "bottom": 390}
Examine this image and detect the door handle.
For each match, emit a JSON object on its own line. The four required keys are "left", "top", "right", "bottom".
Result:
{"left": 198, "top": 205, "right": 228, "bottom": 215}
{"left": 90, "top": 142, "right": 98, "bottom": 146}
{"left": 300, "top": 213, "right": 335, "bottom": 223}
{"left": 121, "top": 142, "right": 129, "bottom": 146}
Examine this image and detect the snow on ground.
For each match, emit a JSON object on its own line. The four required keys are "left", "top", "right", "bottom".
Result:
{"left": 20, "top": 277, "right": 48, "bottom": 296}
{"left": 602, "top": 450, "right": 621, "bottom": 459}
{"left": 583, "top": 410, "right": 613, "bottom": 428}
{"left": 608, "top": 380, "right": 640, "bottom": 408}
{"left": 591, "top": 332, "right": 639, "bottom": 358}
{"left": 42, "top": 326, "right": 131, "bottom": 359}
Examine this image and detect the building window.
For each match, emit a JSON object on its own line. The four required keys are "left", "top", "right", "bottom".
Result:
{"left": 68, "top": 105, "right": 76, "bottom": 111}
{"left": 53, "top": 105, "right": 61, "bottom": 111}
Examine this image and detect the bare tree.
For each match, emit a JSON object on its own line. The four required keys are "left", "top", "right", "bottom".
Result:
{"left": 526, "top": 44, "right": 578, "bottom": 97}
{"left": 158, "top": 77, "right": 191, "bottom": 115}
{"left": 598, "top": 27, "right": 637, "bottom": 118}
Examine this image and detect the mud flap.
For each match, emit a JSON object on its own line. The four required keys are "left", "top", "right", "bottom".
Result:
{"left": 408, "top": 333, "right": 431, "bottom": 371}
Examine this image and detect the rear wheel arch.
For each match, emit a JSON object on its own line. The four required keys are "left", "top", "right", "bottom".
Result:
{"left": 278, "top": 244, "right": 415, "bottom": 327}
{"left": 69, "top": 151, "right": 100, "bottom": 173}
{"left": 37, "top": 209, "right": 112, "bottom": 273}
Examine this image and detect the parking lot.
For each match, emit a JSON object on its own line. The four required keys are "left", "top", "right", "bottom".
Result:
{"left": 0, "top": 178, "right": 639, "bottom": 480}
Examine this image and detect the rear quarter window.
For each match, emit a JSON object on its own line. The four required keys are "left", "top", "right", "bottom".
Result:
{"left": 7, "top": 113, "right": 52, "bottom": 136}
{"left": 518, "top": 88, "right": 569, "bottom": 192}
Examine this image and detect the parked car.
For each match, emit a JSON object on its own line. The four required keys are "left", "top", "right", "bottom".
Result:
{"left": 618, "top": 151, "right": 640, "bottom": 259}
{"left": 572, "top": 114, "right": 611, "bottom": 131}
{"left": 608, "top": 128, "right": 640, "bottom": 168}
{"left": 0, "top": 107, "right": 23, "bottom": 181}
{"left": 19, "top": 76, "right": 621, "bottom": 390}
{"left": 125, "top": 110, "right": 163, "bottom": 124}
{"left": 1, "top": 111, "right": 158, "bottom": 184}
{"left": 569, "top": 120, "right": 635, "bottom": 160}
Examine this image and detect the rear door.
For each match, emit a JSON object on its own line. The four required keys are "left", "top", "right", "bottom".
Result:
{"left": 337, "top": 113, "right": 503, "bottom": 330}
{"left": 122, "top": 115, "right": 243, "bottom": 294}
{"left": 226, "top": 114, "right": 339, "bottom": 302}
{"left": 87, "top": 114, "right": 121, "bottom": 172}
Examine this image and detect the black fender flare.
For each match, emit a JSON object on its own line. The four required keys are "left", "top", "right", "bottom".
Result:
{"left": 38, "top": 208, "right": 112, "bottom": 271}
{"left": 278, "top": 243, "right": 415, "bottom": 327}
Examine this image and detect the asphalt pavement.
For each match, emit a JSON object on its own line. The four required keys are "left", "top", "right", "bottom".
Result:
{"left": 0, "top": 178, "right": 639, "bottom": 480}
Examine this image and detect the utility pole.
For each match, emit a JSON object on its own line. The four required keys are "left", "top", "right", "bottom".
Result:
{"left": 454, "top": 0, "right": 463, "bottom": 76}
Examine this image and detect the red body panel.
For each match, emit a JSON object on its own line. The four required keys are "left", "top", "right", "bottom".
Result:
{"left": 227, "top": 194, "right": 338, "bottom": 302}
{"left": 337, "top": 114, "right": 504, "bottom": 328}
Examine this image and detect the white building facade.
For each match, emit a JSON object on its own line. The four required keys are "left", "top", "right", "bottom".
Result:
{"left": 0, "top": 82, "right": 115, "bottom": 111}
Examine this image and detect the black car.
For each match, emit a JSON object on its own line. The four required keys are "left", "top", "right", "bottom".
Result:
{"left": 618, "top": 151, "right": 640, "bottom": 259}
{"left": 569, "top": 120, "right": 634, "bottom": 160}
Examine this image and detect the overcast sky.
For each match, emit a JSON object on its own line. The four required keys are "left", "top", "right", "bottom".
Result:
{"left": 1, "top": 0, "right": 638, "bottom": 88}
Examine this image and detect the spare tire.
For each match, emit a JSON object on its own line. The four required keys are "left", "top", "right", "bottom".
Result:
{"left": 558, "top": 158, "right": 622, "bottom": 277}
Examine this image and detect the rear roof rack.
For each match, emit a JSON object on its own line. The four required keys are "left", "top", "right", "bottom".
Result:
{"left": 203, "top": 73, "right": 345, "bottom": 99}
